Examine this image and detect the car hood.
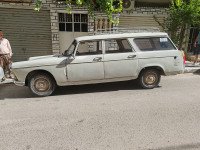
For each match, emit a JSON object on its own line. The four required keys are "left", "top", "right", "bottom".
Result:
{"left": 12, "top": 54, "right": 67, "bottom": 69}
{"left": 28, "top": 55, "right": 59, "bottom": 61}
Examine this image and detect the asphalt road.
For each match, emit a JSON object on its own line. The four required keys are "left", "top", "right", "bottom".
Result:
{"left": 0, "top": 73, "right": 200, "bottom": 150}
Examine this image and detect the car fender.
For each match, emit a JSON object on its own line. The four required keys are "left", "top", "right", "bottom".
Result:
{"left": 137, "top": 64, "right": 166, "bottom": 77}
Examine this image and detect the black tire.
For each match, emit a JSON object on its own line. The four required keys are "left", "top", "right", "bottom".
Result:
{"left": 28, "top": 73, "right": 56, "bottom": 97}
{"left": 138, "top": 69, "right": 161, "bottom": 89}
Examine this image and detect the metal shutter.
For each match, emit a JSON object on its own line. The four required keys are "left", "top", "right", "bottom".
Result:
{"left": 0, "top": 8, "right": 52, "bottom": 62}
{"left": 119, "top": 16, "right": 165, "bottom": 31}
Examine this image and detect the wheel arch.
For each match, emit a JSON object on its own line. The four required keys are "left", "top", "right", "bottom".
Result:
{"left": 25, "top": 70, "right": 57, "bottom": 86}
{"left": 138, "top": 66, "right": 165, "bottom": 77}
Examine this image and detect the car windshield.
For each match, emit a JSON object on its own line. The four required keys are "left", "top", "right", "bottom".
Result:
{"left": 63, "top": 40, "right": 77, "bottom": 56}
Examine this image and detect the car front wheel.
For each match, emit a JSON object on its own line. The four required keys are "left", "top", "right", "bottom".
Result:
{"left": 138, "top": 69, "right": 161, "bottom": 89}
{"left": 28, "top": 73, "right": 56, "bottom": 97}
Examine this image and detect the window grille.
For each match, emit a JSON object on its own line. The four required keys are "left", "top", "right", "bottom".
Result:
{"left": 59, "top": 13, "right": 88, "bottom": 32}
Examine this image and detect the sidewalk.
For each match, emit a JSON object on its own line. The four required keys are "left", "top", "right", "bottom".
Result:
{"left": 0, "top": 67, "right": 14, "bottom": 85}
{"left": 184, "top": 61, "right": 200, "bottom": 73}
{"left": 0, "top": 78, "right": 14, "bottom": 85}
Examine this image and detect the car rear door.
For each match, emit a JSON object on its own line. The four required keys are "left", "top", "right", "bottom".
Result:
{"left": 103, "top": 38, "right": 139, "bottom": 79}
{"left": 133, "top": 37, "right": 184, "bottom": 74}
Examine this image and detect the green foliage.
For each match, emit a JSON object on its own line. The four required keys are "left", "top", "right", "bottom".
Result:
{"left": 34, "top": 0, "right": 122, "bottom": 24}
{"left": 65, "top": 0, "right": 123, "bottom": 24}
{"left": 34, "top": 0, "right": 42, "bottom": 11}
{"left": 154, "top": 0, "right": 200, "bottom": 49}
{"left": 170, "top": 0, "right": 200, "bottom": 26}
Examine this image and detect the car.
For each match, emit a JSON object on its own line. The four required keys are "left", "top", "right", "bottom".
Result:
{"left": 11, "top": 32, "right": 184, "bottom": 96}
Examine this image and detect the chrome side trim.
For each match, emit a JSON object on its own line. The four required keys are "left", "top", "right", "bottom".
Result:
{"left": 14, "top": 81, "right": 25, "bottom": 86}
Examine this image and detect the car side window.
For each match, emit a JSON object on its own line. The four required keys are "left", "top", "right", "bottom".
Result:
{"left": 76, "top": 40, "right": 102, "bottom": 56}
{"left": 105, "top": 39, "right": 133, "bottom": 53}
{"left": 134, "top": 37, "right": 176, "bottom": 51}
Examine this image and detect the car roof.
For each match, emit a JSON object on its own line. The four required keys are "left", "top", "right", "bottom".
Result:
{"left": 75, "top": 32, "right": 168, "bottom": 42}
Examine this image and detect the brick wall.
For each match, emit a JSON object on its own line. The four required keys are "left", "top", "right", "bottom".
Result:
{"left": 122, "top": 7, "right": 169, "bottom": 16}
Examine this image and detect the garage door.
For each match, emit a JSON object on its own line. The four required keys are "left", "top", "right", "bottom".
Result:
{"left": 119, "top": 16, "right": 165, "bottom": 32}
{"left": 0, "top": 8, "right": 52, "bottom": 62}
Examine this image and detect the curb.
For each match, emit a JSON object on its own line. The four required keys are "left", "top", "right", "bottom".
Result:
{"left": 184, "top": 61, "right": 200, "bottom": 73}
{"left": 184, "top": 68, "right": 200, "bottom": 73}
{"left": 0, "top": 79, "right": 14, "bottom": 85}
{"left": 184, "top": 66, "right": 200, "bottom": 73}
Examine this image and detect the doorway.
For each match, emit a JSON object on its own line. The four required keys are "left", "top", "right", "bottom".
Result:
{"left": 58, "top": 13, "right": 89, "bottom": 54}
{"left": 187, "top": 25, "right": 199, "bottom": 54}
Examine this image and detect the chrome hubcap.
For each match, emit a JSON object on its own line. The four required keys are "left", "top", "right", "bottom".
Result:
{"left": 144, "top": 72, "right": 157, "bottom": 85}
{"left": 34, "top": 78, "right": 50, "bottom": 92}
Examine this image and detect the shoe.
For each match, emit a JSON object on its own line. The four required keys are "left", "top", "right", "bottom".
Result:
{"left": 9, "top": 73, "right": 15, "bottom": 79}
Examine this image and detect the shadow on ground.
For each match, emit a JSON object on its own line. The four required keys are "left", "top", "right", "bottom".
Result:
{"left": 54, "top": 80, "right": 143, "bottom": 96}
{"left": 193, "top": 69, "right": 200, "bottom": 75}
{"left": 0, "top": 80, "right": 150, "bottom": 100}
{"left": 0, "top": 84, "right": 36, "bottom": 100}
{"left": 147, "top": 142, "right": 200, "bottom": 150}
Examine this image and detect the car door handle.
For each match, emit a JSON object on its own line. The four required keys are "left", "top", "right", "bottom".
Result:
{"left": 127, "top": 55, "right": 136, "bottom": 58}
{"left": 93, "top": 57, "right": 102, "bottom": 62}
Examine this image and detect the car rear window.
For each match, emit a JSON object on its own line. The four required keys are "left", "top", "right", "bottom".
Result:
{"left": 134, "top": 37, "right": 176, "bottom": 51}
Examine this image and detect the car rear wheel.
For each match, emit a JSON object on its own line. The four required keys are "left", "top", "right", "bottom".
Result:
{"left": 28, "top": 73, "right": 56, "bottom": 97}
{"left": 138, "top": 69, "right": 161, "bottom": 89}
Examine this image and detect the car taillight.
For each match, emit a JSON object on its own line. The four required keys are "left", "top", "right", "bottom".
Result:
{"left": 181, "top": 50, "right": 185, "bottom": 65}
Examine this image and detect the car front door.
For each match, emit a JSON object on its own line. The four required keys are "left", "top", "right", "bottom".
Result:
{"left": 103, "top": 38, "right": 138, "bottom": 79}
{"left": 66, "top": 40, "right": 104, "bottom": 82}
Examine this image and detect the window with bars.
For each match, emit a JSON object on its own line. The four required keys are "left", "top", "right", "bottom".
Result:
{"left": 59, "top": 13, "right": 88, "bottom": 32}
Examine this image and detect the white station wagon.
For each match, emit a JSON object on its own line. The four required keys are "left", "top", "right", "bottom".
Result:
{"left": 11, "top": 32, "right": 184, "bottom": 96}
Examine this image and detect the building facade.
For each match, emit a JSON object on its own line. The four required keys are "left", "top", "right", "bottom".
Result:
{"left": 0, "top": 0, "right": 170, "bottom": 62}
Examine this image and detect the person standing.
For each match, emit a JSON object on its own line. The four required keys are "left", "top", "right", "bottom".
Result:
{"left": 0, "top": 30, "right": 13, "bottom": 81}
{"left": 193, "top": 31, "right": 200, "bottom": 65}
